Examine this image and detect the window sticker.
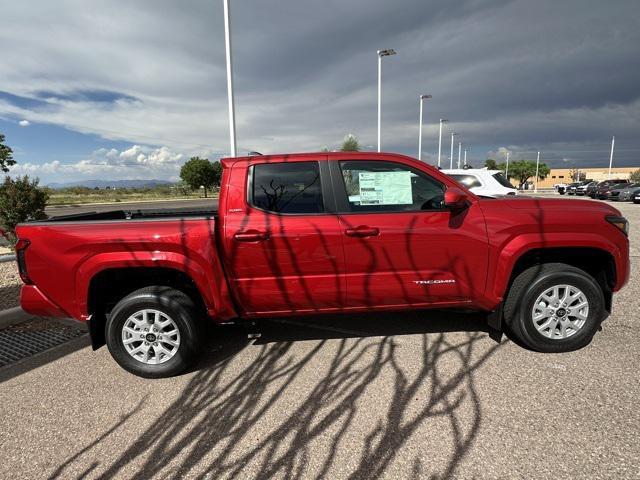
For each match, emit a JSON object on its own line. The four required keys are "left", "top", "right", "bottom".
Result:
{"left": 358, "top": 171, "right": 413, "bottom": 205}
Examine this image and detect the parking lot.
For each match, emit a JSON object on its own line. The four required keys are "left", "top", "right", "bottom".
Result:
{"left": 0, "top": 199, "right": 638, "bottom": 479}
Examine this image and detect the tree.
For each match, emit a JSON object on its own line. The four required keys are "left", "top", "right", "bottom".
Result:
{"left": 630, "top": 169, "right": 640, "bottom": 183}
{"left": 341, "top": 134, "right": 360, "bottom": 152}
{"left": 0, "top": 133, "right": 16, "bottom": 173}
{"left": 211, "top": 161, "right": 223, "bottom": 188}
{"left": 179, "top": 157, "right": 217, "bottom": 197}
{"left": 508, "top": 160, "right": 550, "bottom": 189}
{"left": 0, "top": 176, "right": 49, "bottom": 245}
{"left": 484, "top": 159, "right": 498, "bottom": 170}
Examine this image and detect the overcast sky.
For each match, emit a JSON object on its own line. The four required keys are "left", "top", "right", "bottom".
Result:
{"left": 1, "top": 0, "right": 639, "bottom": 184}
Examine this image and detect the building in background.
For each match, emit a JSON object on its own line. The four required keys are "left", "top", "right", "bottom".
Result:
{"left": 515, "top": 166, "right": 639, "bottom": 189}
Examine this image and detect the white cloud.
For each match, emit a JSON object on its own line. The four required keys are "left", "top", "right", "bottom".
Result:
{"left": 18, "top": 120, "right": 30, "bottom": 127}
{"left": 8, "top": 145, "right": 186, "bottom": 184}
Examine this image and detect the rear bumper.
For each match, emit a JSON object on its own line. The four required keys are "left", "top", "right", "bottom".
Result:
{"left": 20, "top": 285, "right": 69, "bottom": 318}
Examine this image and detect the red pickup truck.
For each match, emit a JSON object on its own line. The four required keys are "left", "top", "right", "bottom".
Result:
{"left": 15, "top": 152, "right": 630, "bottom": 378}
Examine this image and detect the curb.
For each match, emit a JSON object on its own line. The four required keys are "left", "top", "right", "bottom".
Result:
{"left": 0, "top": 254, "right": 16, "bottom": 263}
{"left": 0, "top": 307, "right": 32, "bottom": 329}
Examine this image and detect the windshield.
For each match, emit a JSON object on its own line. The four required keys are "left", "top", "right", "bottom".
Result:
{"left": 492, "top": 173, "right": 514, "bottom": 188}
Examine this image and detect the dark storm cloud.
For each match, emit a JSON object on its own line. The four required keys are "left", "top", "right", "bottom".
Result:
{"left": 2, "top": 0, "right": 639, "bottom": 174}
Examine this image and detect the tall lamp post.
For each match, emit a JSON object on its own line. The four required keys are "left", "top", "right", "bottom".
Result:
{"left": 377, "top": 49, "right": 396, "bottom": 152}
{"left": 450, "top": 132, "right": 458, "bottom": 169}
{"left": 457, "top": 141, "right": 462, "bottom": 169}
{"left": 608, "top": 135, "right": 615, "bottom": 179}
{"left": 505, "top": 151, "right": 510, "bottom": 178}
{"left": 463, "top": 148, "right": 468, "bottom": 167}
{"left": 534, "top": 151, "right": 541, "bottom": 193}
{"left": 223, "top": 0, "right": 237, "bottom": 157}
{"left": 417, "top": 94, "right": 432, "bottom": 161}
{"left": 437, "top": 119, "right": 448, "bottom": 167}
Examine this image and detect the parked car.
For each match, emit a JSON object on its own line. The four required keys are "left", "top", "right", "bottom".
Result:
{"left": 634, "top": 191, "right": 640, "bottom": 204}
{"left": 15, "top": 152, "right": 630, "bottom": 378}
{"left": 596, "top": 181, "right": 631, "bottom": 200}
{"left": 575, "top": 181, "right": 595, "bottom": 196}
{"left": 591, "top": 179, "right": 630, "bottom": 199}
{"left": 444, "top": 168, "right": 517, "bottom": 197}
{"left": 610, "top": 183, "right": 637, "bottom": 201}
{"left": 566, "top": 182, "right": 583, "bottom": 195}
{"left": 585, "top": 182, "right": 600, "bottom": 198}
{"left": 616, "top": 183, "right": 640, "bottom": 202}
{"left": 554, "top": 183, "right": 568, "bottom": 195}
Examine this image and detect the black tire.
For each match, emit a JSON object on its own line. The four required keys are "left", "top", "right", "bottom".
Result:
{"left": 106, "top": 286, "right": 203, "bottom": 378}
{"left": 503, "top": 263, "right": 605, "bottom": 352}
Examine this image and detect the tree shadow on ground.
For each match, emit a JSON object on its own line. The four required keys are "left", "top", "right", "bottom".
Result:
{"left": 49, "top": 310, "right": 505, "bottom": 480}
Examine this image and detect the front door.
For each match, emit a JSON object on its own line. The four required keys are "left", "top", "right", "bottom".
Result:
{"left": 332, "top": 159, "right": 489, "bottom": 308}
{"left": 224, "top": 159, "right": 346, "bottom": 314}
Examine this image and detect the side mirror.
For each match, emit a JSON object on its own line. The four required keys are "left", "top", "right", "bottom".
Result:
{"left": 444, "top": 187, "right": 469, "bottom": 210}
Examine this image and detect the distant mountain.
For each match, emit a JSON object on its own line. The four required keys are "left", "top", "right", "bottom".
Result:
{"left": 46, "top": 179, "right": 174, "bottom": 189}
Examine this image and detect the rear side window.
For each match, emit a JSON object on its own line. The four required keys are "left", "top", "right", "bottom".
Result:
{"left": 251, "top": 162, "right": 324, "bottom": 214}
{"left": 492, "top": 173, "right": 514, "bottom": 188}
{"left": 339, "top": 161, "right": 444, "bottom": 212}
{"left": 450, "top": 174, "right": 482, "bottom": 188}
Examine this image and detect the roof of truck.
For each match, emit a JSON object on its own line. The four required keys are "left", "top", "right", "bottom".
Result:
{"left": 221, "top": 151, "right": 420, "bottom": 167}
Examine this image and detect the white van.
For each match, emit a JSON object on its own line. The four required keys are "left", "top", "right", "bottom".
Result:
{"left": 443, "top": 169, "right": 517, "bottom": 197}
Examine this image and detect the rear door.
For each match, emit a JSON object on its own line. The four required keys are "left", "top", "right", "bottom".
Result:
{"left": 223, "top": 158, "right": 346, "bottom": 314}
{"left": 330, "top": 158, "right": 489, "bottom": 308}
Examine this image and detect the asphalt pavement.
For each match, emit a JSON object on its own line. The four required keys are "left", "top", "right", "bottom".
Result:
{"left": 45, "top": 198, "right": 219, "bottom": 217}
{"left": 0, "top": 199, "right": 638, "bottom": 479}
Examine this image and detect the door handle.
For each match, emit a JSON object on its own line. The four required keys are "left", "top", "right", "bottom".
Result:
{"left": 233, "top": 230, "right": 269, "bottom": 242}
{"left": 344, "top": 226, "right": 379, "bottom": 238}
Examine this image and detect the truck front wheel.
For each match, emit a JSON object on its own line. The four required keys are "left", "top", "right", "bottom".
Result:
{"left": 105, "top": 286, "right": 202, "bottom": 378}
{"left": 503, "top": 263, "right": 605, "bottom": 352}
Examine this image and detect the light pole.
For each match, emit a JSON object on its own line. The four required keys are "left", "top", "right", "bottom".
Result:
{"left": 608, "top": 135, "right": 615, "bottom": 179}
{"left": 457, "top": 141, "right": 462, "bottom": 169}
{"left": 223, "top": 0, "right": 237, "bottom": 157}
{"left": 505, "top": 151, "right": 510, "bottom": 178}
{"left": 450, "top": 132, "right": 458, "bottom": 169}
{"left": 463, "top": 148, "right": 468, "bottom": 167}
{"left": 377, "top": 49, "right": 396, "bottom": 152}
{"left": 437, "top": 119, "right": 448, "bottom": 167}
{"left": 534, "top": 151, "right": 540, "bottom": 193}
{"left": 418, "top": 94, "right": 432, "bottom": 161}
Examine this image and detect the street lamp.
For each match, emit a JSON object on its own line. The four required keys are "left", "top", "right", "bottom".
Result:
{"left": 463, "top": 148, "right": 468, "bottom": 167}
{"left": 377, "top": 48, "right": 396, "bottom": 152}
{"left": 437, "top": 119, "right": 448, "bottom": 167}
{"left": 417, "top": 94, "right": 432, "bottom": 161}
{"left": 450, "top": 132, "right": 458, "bottom": 169}
{"left": 608, "top": 135, "right": 615, "bottom": 179}
{"left": 223, "top": 0, "right": 237, "bottom": 157}
{"left": 534, "top": 151, "right": 541, "bottom": 193}
{"left": 505, "top": 151, "right": 510, "bottom": 178}
{"left": 457, "top": 141, "right": 462, "bottom": 169}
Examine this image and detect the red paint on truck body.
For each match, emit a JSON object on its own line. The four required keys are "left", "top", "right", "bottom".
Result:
{"left": 15, "top": 152, "right": 629, "bottom": 324}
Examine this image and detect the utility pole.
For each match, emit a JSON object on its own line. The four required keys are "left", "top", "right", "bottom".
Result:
{"left": 223, "top": 0, "right": 237, "bottom": 157}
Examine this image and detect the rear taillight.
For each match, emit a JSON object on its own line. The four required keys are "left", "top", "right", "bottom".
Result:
{"left": 15, "top": 238, "right": 32, "bottom": 284}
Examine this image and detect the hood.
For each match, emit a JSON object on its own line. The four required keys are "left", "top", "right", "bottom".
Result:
{"left": 481, "top": 195, "right": 622, "bottom": 216}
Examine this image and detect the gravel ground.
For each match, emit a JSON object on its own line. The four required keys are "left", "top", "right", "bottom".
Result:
{"left": 0, "top": 199, "right": 638, "bottom": 479}
{"left": 0, "top": 262, "right": 21, "bottom": 310}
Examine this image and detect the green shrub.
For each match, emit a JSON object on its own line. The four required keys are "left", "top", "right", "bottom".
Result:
{"left": 0, "top": 175, "right": 49, "bottom": 245}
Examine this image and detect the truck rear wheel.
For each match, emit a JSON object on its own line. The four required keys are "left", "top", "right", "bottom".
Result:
{"left": 105, "top": 286, "right": 202, "bottom": 378}
{"left": 503, "top": 263, "right": 605, "bottom": 352}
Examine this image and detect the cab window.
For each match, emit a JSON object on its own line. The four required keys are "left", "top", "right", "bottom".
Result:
{"left": 251, "top": 162, "right": 324, "bottom": 214}
{"left": 338, "top": 161, "right": 445, "bottom": 212}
